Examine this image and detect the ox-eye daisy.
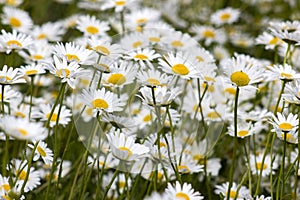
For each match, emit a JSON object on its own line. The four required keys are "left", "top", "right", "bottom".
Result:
{"left": 161, "top": 31, "right": 198, "bottom": 51}
{"left": 106, "top": 130, "right": 149, "bottom": 162}
{"left": 215, "top": 182, "right": 250, "bottom": 200}
{"left": 19, "top": 64, "right": 46, "bottom": 77}
{"left": 52, "top": 42, "right": 95, "bottom": 65}
{"left": 210, "top": 7, "right": 240, "bottom": 26}
{"left": 0, "top": 29, "right": 33, "bottom": 54}
{"left": 266, "top": 64, "right": 300, "bottom": 82}
{"left": 124, "top": 48, "right": 160, "bottom": 69}
{"left": 28, "top": 140, "right": 53, "bottom": 165}
{"left": 81, "top": 88, "right": 125, "bottom": 113}
{"left": 255, "top": 31, "right": 283, "bottom": 50}
{"left": 269, "top": 112, "right": 298, "bottom": 133}
{"left": 100, "top": 0, "right": 137, "bottom": 12}
{"left": 19, "top": 40, "right": 52, "bottom": 64}
{"left": 76, "top": 15, "right": 110, "bottom": 36}
{"left": 249, "top": 153, "right": 278, "bottom": 177}
{"left": 1, "top": 6, "right": 33, "bottom": 33}
{"left": 44, "top": 55, "right": 86, "bottom": 89}
{"left": 159, "top": 52, "right": 200, "bottom": 79}
{"left": 190, "top": 25, "right": 226, "bottom": 46}
{"left": 165, "top": 181, "right": 204, "bottom": 200}
{"left": 31, "top": 22, "right": 66, "bottom": 42}
{"left": 137, "top": 69, "right": 173, "bottom": 87}
{"left": 0, "top": 65, "right": 26, "bottom": 85}
{"left": 88, "top": 36, "right": 123, "bottom": 57}
{"left": 0, "top": 115, "right": 47, "bottom": 141}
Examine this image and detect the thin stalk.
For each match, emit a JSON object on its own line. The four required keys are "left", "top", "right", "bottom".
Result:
{"left": 294, "top": 107, "right": 300, "bottom": 200}
{"left": 102, "top": 168, "right": 119, "bottom": 200}
{"left": 28, "top": 76, "right": 35, "bottom": 120}
{"left": 277, "top": 132, "right": 287, "bottom": 200}
{"left": 227, "top": 86, "right": 239, "bottom": 200}
{"left": 1, "top": 84, "right": 5, "bottom": 115}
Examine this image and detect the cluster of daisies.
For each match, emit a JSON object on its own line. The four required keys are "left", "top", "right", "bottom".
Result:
{"left": 0, "top": 0, "right": 300, "bottom": 199}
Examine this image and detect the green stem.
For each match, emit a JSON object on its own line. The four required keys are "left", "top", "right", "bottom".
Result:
{"left": 29, "top": 76, "right": 35, "bottom": 120}
{"left": 227, "top": 86, "right": 239, "bottom": 200}
{"left": 1, "top": 84, "right": 5, "bottom": 115}
{"left": 294, "top": 107, "right": 300, "bottom": 200}
{"left": 102, "top": 168, "right": 119, "bottom": 200}
{"left": 277, "top": 132, "right": 287, "bottom": 200}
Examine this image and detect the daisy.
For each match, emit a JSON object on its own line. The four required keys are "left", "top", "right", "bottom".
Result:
{"left": 249, "top": 153, "right": 278, "bottom": 177}
{"left": 230, "top": 32, "right": 254, "bottom": 48}
{"left": 172, "top": 154, "right": 204, "bottom": 174}
{"left": 76, "top": 15, "right": 110, "bottom": 37}
{"left": 137, "top": 69, "right": 173, "bottom": 87}
{"left": 124, "top": 48, "right": 160, "bottom": 69}
{"left": 214, "top": 182, "right": 250, "bottom": 200}
{"left": 190, "top": 25, "right": 226, "bottom": 46}
{"left": 0, "top": 29, "right": 33, "bottom": 54}
{"left": 11, "top": 103, "right": 30, "bottom": 119}
{"left": 160, "top": 31, "right": 198, "bottom": 51}
{"left": 165, "top": 181, "right": 204, "bottom": 200}
{"left": 143, "top": 29, "right": 163, "bottom": 45}
{"left": 266, "top": 64, "right": 300, "bottom": 82}
{"left": 159, "top": 52, "right": 200, "bottom": 79}
{"left": 256, "top": 31, "right": 284, "bottom": 50}
{"left": 227, "top": 121, "right": 256, "bottom": 138}
{"left": 210, "top": 7, "right": 240, "bottom": 26}
{"left": 0, "top": 174, "right": 11, "bottom": 197}
{"left": 28, "top": 140, "right": 54, "bottom": 165}
{"left": 31, "top": 22, "right": 66, "bottom": 42}
{"left": 19, "top": 64, "right": 46, "bottom": 77}
{"left": 133, "top": 108, "right": 155, "bottom": 129}
{"left": 102, "top": 113, "right": 137, "bottom": 133}
{"left": 269, "top": 21, "right": 300, "bottom": 44}
{"left": 222, "top": 54, "right": 264, "bottom": 89}
{"left": 31, "top": 103, "right": 72, "bottom": 128}
{"left": 106, "top": 130, "right": 149, "bottom": 161}
{"left": 18, "top": 40, "right": 52, "bottom": 64}
{"left": 1, "top": 6, "right": 33, "bottom": 33}
{"left": 0, "top": 115, "right": 47, "bottom": 141}
{"left": 100, "top": 0, "right": 138, "bottom": 12}
{"left": 81, "top": 87, "right": 125, "bottom": 113}
{"left": 11, "top": 159, "right": 41, "bottom": 193}
{"left": 88, "top": 153, "right": 119, "bottom": 170}
{"left": 186, "top": 47, "right": 215, "bottom": 64}
{"left": 283, "top": 80, "right": 300, "bottom": 105}
{"left": 120, "top": 32, "right": 149, "bottom": 50}
{"left": 88, "top": 36, "right": 123, "bottom": 57}
{"left": 44, "top": 55, "right": 86, "bottom": 89}
{"left": 52, "top": 42, "right": 95, "bottom": 65}
{"left": 0, "top": 0, "right": 23, "bottom": 7}
{"left": 138, "top": 85, "right": 181, "bottom": 107}
{"left": 102, "top": 62, "right": 137, "bottom": 88}
{"left": 0, "top": 65, "right": 26, "bottom": 85}
{"left": 0, "top": 85, "right": 22, "bottom": 104}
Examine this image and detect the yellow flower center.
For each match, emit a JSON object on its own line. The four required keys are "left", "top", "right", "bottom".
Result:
{"left": 143, "top": 114, "right": 152, "bottom": 122}
{"left": 279, "top": 122, "right": 293, "bottom": 131}
{"left": 119, "top": 181, "right": 126, "bottom": 189}
{"left": 230, "top": 71, "right": 250, "bottom": 87}
{"left": 175, "top": 192, "right": 190, "bottom": 200}
{"left": 136, "top": 18, "right": 147, "bottom": 25}
{"left": 56, "top": 68, "right": 71, "bottom": 77}
{"left": 238, "top": 130, "right": 249, "bottom": 137}
{"left": 256, "top": 162, "right": 267, "bottom": 170}
{"left": 6, "top": 0, "right": 17, "bottom": 6}
{"left": 203, "top": 30, "right": 215, "bottom": 38}
{"left": 94, "top": 46, "right": 110, "bottom": 55}
{"left": 134, "top": 54, "right": 148, "bottom": 60}
{"left": 37, "top": 146, "right": 47, "bottom": 157}
{"left": 37, "top": 33, "right": 47, "bottom": 40}
{"left": 178, "top": 165, "right": 190, "bottom": 173}
{"left": 281, "top": 133, "right": 293, "bottom": 141}
{"left": 86, "top": 26, "right": 99, "bottom": 35}
{"left": 226, "top": 190, "right": 238, "bottom": 198}
{"left": 132, "top": 41, "right": 142, "bottom": 48}
{"left": 171, "top": 40, "right": 183, "bottom": 47}
{"left": 65, "top": 54, "right": 80, "bottom": 62}
{"left": 9, "top": 17, "right": 21, "bottom": 27}
{"left": 193, "top": 154, "right": 204, "bottom": 161}
{"left": 220, "top": 13, "right": 231, "bottom": 21}
{"left": 46, "top": 113, "right": 58, "bottom": 122}
{"left": 18, "top": 128, "right": 28, "bottom": 136}
{"left": 172, "top": 64, "right": 189, "bottom": 75}
{"left": 147, "top": 78, "right": 160, "bottom": 86}
{"left": 280, "top": 72, "right": 293, "bottom": 79}
{"left": 118, "top": 146, "right": 132, "bottom": 158}
{"left": 7, "top": 40, "right": 22, "bottom": 47}
{"left": 32, "top": 54, "right": 44, "bottom": 60}
{"left": 17, "top": 170, "right": 27, "bottom": 180}
{"left": 159, "top": 141, "right": 167, "bottom": 147}
{"left": 196, "top": 56, "right": 204, "bottom": 62}
{"left": 92, "top": 98, "right": 109, "bottom": 109}
{"left": 149, "top": 37, "right": 160, "bottom": 43}
{"left": 86, "top": 107, "right": 93, "bottom": 116}
{"left": 108, "top": 73, "right": 126, "bottom": 85}
{"left": 269, "top": 37, "right": 280, "bottom": 45}
{"left": 25, "top": 69, "right": 38, "bottom": 76}
{"left": 115, "top": 0, "right": 126, "bottom": 6}
{"left": 15, "top": 111, "right": 26, "bottom": 118}
{"left": 2, "top": 184, "right": 10, "bottom": 191}
{"left": 0, "top": 76, "right": 12, "bottom": 81}
{"left": 207, "top": 111, "right": 219, "bottom": 119}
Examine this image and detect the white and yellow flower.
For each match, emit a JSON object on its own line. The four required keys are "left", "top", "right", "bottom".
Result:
{"left": 28, "top": 140, "right": 53, "bottom": 165}
{"left": 76, "top": 15, "right": 110, "bottom": 36}
{"left": 210, "top": 7, "right": 240, "bottom": 26}
{"left": 0, "top": 29, "right": 33, "bottom": 54}
{"left": 165, "top": 181, "right": 204, "bottom": 200}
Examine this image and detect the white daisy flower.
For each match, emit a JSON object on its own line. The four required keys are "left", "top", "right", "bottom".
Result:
{"left": 28, "top": 140, "right": 54, "bottom": 165}
{"left": 0, "top": 0, "right": 23, "bottom": 7}
{"left": 44, "top": 55, "right": 86, "bottom": 89}
{"left": 0, "top": 115, "right": 47, "bottom": 141}
{"left": 88, "top": 36, "right": 123, "bottom": 57}
{"left": 160, "top": 31, "right": 198, "bottom": 51}
{"left": 0, "top": 174, "right": 11, "bottom": 197}
{"left": 106, "top": 130, "right": 149, "bottom": 161}
{"left": 0, "top": 65, "right": 26, "bottom": 85}
{"left": 255, "top": 31, "right": 284, "bottom": 50}
{"left": 31, "top": 103, "right": 72, "bottom": 128}
{"left": 0, "top": 85, "right": 22, "bottom": 104}
{"left": 19, "top": 63, "right": 46, "bottom": 77}
{"left": 1, "top": 6, "right": 33, "bottom": 33}
{"left": 0, "top": 29, "right": 33, "bottom": 54}
{"left": 76, "top": 15, "right": 110, "bottom": 36}
{"left": 31, "top": 22, "right": 66, "bottom": 42}
{"left": 214, "top": 182, "right": 250, "bottom": 200}
{"left": 133, "top": 108, "right": 155, "bottom": 129}
{"left": 269, "top": 112, "right": 298, "bottom": 133}
{"left": 283, "top": 79, "right": 300, "bottom": 105}
{"left": 18, "top": 40, "right": 52, "bottom": 64}
{"left": 81, "top": 87, "right": 125, "bottom": 113}
{"left": 249, "top": 153, "right": 279, "bottom": 177}
{"left": 52, "top": 42, "right": 95, "bottom": 65}
{"left": 100, "top": 0, "right": 138, "bottom": 12}
{"left": 137, "top": 69, "right": 173, "bottom": 87}
{"left": 165, "top": 181, "right": 204, "bottom": 200}
{"left": 124, "top": 48, "right": 160, "bottom": 69}
{"left": 227, "top": 121, "right": 256, "bottom": 138}
{"left": 190, "top": 25, "right": 226, "bottom": 46}
{"left": 120, "top": 32, "right": 149, "bottom": 50}
{"left": 159, "top": 52, "right": 201, "bottom": 79}
{"left": 266, "top": 64, "right": 300, "bottom": 82}
{"left": 210, "top": 7, "right": 240, "bottom": 26}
